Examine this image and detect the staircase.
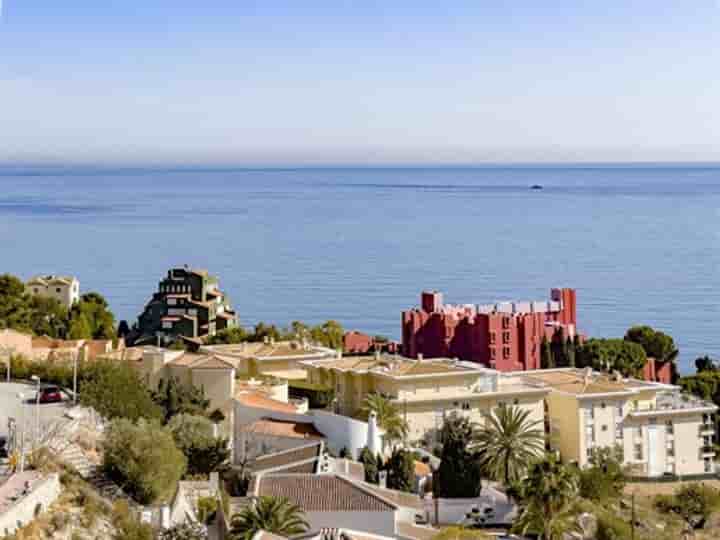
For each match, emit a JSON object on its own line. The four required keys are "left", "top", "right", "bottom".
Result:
{"left": 58, "top": 442, "right": 133, "bottom": 503}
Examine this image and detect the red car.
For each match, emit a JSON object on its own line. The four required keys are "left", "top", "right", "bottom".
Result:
{"left": 38, "top": 386, "right": 63, "bottom": 404}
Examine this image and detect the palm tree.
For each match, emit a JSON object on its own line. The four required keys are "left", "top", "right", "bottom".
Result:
{"left": 513, "top": 454, "right": 580, "bottom": 540}
{"left": 230, "top": 496, "right": 309, "bottom": 540}
{"left": 359, "top": 393, "right": 409, "bottom": 446}
{"left": 474, "top": 403, "right": 545, "bottom": 486}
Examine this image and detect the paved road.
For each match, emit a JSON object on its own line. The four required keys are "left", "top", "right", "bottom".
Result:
{"left": 0, "top": 382, "right": 70, "bottom": 443}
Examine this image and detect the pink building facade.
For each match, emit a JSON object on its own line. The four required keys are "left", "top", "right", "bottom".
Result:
{"left": 402, "top": 288, "right": 578, "bottom": 372}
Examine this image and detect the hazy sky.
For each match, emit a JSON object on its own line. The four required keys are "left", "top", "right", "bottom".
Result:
{"left": 1, "top": 1, "right": 719, "bottom": 165}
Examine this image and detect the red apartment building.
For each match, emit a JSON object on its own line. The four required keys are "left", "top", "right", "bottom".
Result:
{"left": 402, "top": 288, "right": 578, "bottom": 372}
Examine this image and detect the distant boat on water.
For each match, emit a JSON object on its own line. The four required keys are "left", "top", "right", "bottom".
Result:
{"left": 530, "top": 184, "right": 543, "bottom": 190}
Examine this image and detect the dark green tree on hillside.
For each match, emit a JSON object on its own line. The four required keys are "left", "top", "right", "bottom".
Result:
{"left": 385, "top": 448, "right": 415, "bottom": 493}
{"left": 624, "top": 325, "right": 678, "bottom": 365}
{"left": 103, "top": 419, "right": 186, "bottom": 504}
{"left": 80, "top": 360, "right": 161, "bottom": 421}
{"left": 0, "top": 274, "right": 33, "bottom": 332}
{"left": 358, "top": 446, "right": 380, "bottom": 484}
{"left": 70, "top": 292, "right": 116, "bottom": 339}
{"left": 576, "top": 338, "right": 646, "bottom": 377}
{"left": 167, "top": 414, "right": 230, "bottom": 476}
{"left": 435, "top": 414, "right": 482, "bottom": 498}
{"left": 152, "top": 377, "right": 211, "bottom": 423}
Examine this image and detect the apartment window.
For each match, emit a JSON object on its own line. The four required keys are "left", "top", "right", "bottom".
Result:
{"left": 667, "top": 447, "right": 675, "bottom": 457}
{"left": 490, "top": 349, "right": 496, "bottom": 360}
{"left": 503, "top": 347, "right": 510, "bottom": 359}
{"left": 616, "top": 403, "right": 623, "bottom": 416}
{"left": 705, "top": 458, "right": 713, "bottom": 473}
{"left": 586, "top": 447, "right": 593, "bottom": 459}
{"left": 601, "top": 425, "right": 608, "bottom": 432}
{"left": 634, "top": 444, "right": 643, "bottom": 461}
{"left": 168, "top": 298, "right": 177, "bottom": 305}
{"left": 636, "top": 426, "right": 642, "bottom": 438}
{"left": 513, "top": 398, "right": 519, "bottom": 405}
{"left": 56, "top": 288, "right": 61, "bottom": 293}
{"left": 489, "top": 332, "right": 496, "bottom": 345}
{"left": 502, "top": 317, "right": 510, "bottom": 329}
{"left": 665, "top": 420, "right": 674, "bottom": 434}
{"left": 633, "top": 400, "right": 639, "bottom": 411}
{"left": 453, "top": 401, "right": 460, "bottom": 408}
{"left": 33, "top": 288, "right": 38, "bottom": 293}
{"left": 462, "top": 402, "right": 471, "bottom": 411}
{"left": 601, "top": 402, "right": 606, "bottom": 409}
{"left": 502, "top": 332, "right": 510, "bottom": 344}
{"left": 616, "top": 426, "right": 623, "bottom": 439}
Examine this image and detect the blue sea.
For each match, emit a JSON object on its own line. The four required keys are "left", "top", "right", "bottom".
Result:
{"left": 1, "top": 165, "right": 718, "bottom": 374}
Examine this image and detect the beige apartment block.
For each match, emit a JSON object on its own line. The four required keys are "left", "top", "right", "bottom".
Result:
{"left": 26, "top": 275, "right": 80, "bottom": 308}
{"left": 301, "top": 354, "right": 549, "bottom": 443}
{"left": 200, "top": 340, "right": 336, "bottom": 380}
{"left": 525, "top": 368, "right": 717, "bottom": 478}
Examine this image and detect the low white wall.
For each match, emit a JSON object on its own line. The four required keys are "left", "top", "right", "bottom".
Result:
{"left": 431, "top": 489, "right": 517, "bottom": 526}
{"left": 310, "top": 410, "right": 381, "bottom": 460}
{"left": 305, "top": 510, "right": 396, "bottom": 537}
{"left": 233, "top": 402, "right": 380, "bottom": 463}
{"left": 0, "top": 474, "right": 62, "bottom": 536}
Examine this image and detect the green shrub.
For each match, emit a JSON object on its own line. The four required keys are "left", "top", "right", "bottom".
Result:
{"left": 197, "top": 496, "right": 217, "bottom": 524}
{"left": 596, "top": 513, "right": 632, "bottom": 540}
{"left": 103, "top": 419, "right": 186, "bottom": 504}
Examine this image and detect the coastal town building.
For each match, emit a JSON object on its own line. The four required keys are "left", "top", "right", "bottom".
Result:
{"left": 25, "top": 275, "right": 80, "bottom": 308}
{"left": 200, "top": 340, "right": 336, "bottom": 381}
{"left": 0, "top": 328, "right": 121, "bottom": 362}
{"left": 525, "top": 368, "right": 718, "bottom": 477}
{"left": 300, "top": 354, "right": 549, "bottom": 443}
{"left": 401, "top": 288, "right": 578, "bottom": 372}
{"left": 343, "top": 331, "right": 400, "bottom": 355}
{"left": 130, "top": 266, "right": 237, "bottom": 346}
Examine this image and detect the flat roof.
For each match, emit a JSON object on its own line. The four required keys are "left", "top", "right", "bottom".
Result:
{"left": 305, "top": 354, "right": 494, "bottom": 379}
{"left": 522, "top": 368, "right": 673, "bottom": 397}
{"left": 201, "top": 341, "right": 335, "bottom": 361}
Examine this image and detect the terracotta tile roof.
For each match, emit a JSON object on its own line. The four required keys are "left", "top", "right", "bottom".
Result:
{"left": 256, "top": 475, "right": 395, "bottom": 512}
{"left": 168, "top": 353, "right": 235, "bottom": 369}
{"left": 235, "top": 391, "right": 299, "bottom": 413}
{"left": 192, "top": 355, "right": 235, "bottom": 370}
{"left": 358, "top": 483, "right": 425, "bottom": 510}
{"left": 245, "top": 419, "right": 325, "bottom": 440}
{"left": 252, "top": 442, "right": 323, "bottom": 474}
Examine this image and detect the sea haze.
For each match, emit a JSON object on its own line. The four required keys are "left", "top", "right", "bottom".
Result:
{"left": 1, "top": 165, "right": 718, "bottom": 374}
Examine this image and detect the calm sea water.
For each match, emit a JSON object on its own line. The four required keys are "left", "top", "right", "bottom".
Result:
{"left": 1, "top": 165, "right": 718, "bottom": 374}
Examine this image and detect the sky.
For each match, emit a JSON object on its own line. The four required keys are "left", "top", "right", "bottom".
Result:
{"left": 0, "top": 1, "right": 719, "bottom": 166}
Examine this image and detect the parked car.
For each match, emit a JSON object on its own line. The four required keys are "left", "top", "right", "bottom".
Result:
{"left": 37, "top": 386, "right": 64, "bottom": 404}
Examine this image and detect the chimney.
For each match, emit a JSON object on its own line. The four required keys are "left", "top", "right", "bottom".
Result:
{"left": 367, "top": 411, "right": 380, "bottom": 454}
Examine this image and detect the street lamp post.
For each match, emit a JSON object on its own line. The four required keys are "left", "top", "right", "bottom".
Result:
{"left": 30, "top": 375, "right": 40, "bottom": 447}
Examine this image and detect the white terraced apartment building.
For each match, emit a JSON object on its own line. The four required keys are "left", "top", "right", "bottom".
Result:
{"left": 302, "top": 355, "right": 717, "bottom": 478}
{"left": 524, "top": 368, "right": 717, "bottom": 477}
